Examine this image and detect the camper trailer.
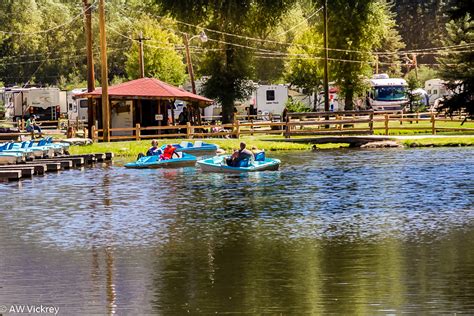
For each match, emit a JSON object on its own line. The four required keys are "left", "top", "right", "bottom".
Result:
{"left": 424, "top": 79, "right": 451, "bottom": 105}
{"left": 255, "top": 85, "right": 288, "bottom": 115}
{"left": 66, "top": 88, "right": 88, "bottom": 121}
{"left": 5, "top": 87, "right": 62, "bottom": 121}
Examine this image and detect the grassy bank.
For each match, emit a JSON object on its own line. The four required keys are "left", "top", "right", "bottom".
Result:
{"left": 68, "top": 136, "right": 316, "bottom": 157}
{"left": 68, "top": 135, "right": 474, "bottom": 157}
{"left": 399, "top": 137, "right": 474, "bottom": 147}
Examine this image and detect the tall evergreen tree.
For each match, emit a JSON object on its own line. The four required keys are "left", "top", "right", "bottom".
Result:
{"left": 437, "top": 7, "right": 474, "bottom": 116}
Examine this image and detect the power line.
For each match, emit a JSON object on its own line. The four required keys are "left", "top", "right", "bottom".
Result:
{"left": 274, "top": 6, "right": 323, "bottom": 37}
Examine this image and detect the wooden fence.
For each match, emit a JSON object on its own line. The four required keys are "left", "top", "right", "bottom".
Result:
{"left": 89, "top": 110, "right": 472, "bottom": 142}
{"left": 2, "top": 111, "right": 472, "bottom": 142}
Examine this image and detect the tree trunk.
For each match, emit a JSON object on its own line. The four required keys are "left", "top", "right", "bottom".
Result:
{"left": 221, "top": 98, "right": 234, "bottom": 124}
{"left": 345, "top": 89, "right": 354, "bottom": 111}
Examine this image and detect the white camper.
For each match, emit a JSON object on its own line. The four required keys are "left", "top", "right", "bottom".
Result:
{"left": 255, "top": 85, "right": 288, "bottom": 115}
{"left": 424, "top": 79, "right": 452, "bottom": 105}
{"left": 6, "top": 87, "right": 61, "bottom": 120}
{"left": 66, "top": 88, "right": 88, "bottom": 121}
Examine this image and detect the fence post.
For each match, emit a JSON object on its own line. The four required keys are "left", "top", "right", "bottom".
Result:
{"left": 83, "top": 127, "right": 87, "bottom": 139}
{"left": 235, "top": 120, "right": 241, "bottom": 139}
{"left": 369, "top": 112, "right": 374, "bottom": 134}
{"left": 400, "top": 110, "right": 403, "bottom": 125}
{"left": 186, "top": 122, "right": 191, "bottom": 139}
{"left": 431, "top": 113, "right": 436, "bottom": 135}
{"left": 416, "top": 111, "right": 419, "bottom": 124}
{"left": 285, "top": 115, "right": 290, "bottom": 138}
{"left": 91, "top": 125, "right": 96, "bottom": 142}
{"left": 57, "top": 119, "right": 61, "bottom": 130}
{"left": 385, "top": 114, "right": 389, "bottom": 135}
{"left": 135, "top": 123, "right": 141, "bottom": 141}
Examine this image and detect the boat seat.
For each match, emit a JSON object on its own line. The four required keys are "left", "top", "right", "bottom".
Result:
{"left": 194, "top": 141, "right": 202, "bottom": 147}
{"left": 180, "top": 141, "right": 189, "bottom": 148}
{"left": 237, "top": 158, "right": 250, "bottom": 167}
{"left": 176, "top": 152, "right": 183, "bottom": 158}
{"left": 255, "top": 151, "right": 265, "bottom": 161}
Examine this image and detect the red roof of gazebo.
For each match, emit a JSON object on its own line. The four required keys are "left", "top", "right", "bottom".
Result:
{"left": 75, "top": 77, "right": 213, "bottom": 106}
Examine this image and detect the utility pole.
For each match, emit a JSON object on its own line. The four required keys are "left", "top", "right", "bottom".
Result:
{"left": 183, "top": 33, "right": 196, "bottom": 94}
{"left": 375, "top": 55, "right": 379, "bottom": 74}
{"left": 135, "top": 31, "right": 150, "bottom": 78}
{"left": 99, "top": 0, "right": 109, "bottom": 142}
{"left": 323, "top": 0, "right": 330, "bottom": 112}
{"left": 412, "top": 53, "right": 418, "bottom": 80}
{"left": 83, "top": 0, "right": 95, "bottom": 139}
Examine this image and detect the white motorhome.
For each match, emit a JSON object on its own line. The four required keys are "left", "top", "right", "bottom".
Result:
{"left": 255, "top": 85, "right": 288, "bottom": 115}
{"left": 367, "top": 74, "right": 408, "bottom": 111}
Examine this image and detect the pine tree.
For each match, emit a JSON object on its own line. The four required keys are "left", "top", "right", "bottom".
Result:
{"left": 437, "top": 0, "right": 474, "bottom": 116}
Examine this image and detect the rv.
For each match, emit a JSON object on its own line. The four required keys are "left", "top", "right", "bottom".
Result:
{"left": 424, "top": 79, "right": 452, "bottom": 105}
{"left": 366, "top": 74, "right": 408, "bottom": 111}
{"left": 255, "top": 85, "right": 288, "bottom": 115}
{"left": 66, "top": 88, "right": 88, "bottom": 121}
{"left": 5, "top": 87, "right": 63, "bottom": 121}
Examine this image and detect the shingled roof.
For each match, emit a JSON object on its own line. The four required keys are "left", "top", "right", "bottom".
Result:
{"left": 75, "top": 77, "right": 213, "bottom": 105}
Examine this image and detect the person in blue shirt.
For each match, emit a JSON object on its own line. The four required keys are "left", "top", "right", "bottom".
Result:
{"left": 137, "top": 140, "right": 162, "bottom": 159}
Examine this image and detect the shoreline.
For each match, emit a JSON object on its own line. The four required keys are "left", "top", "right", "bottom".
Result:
{"left": 68, "top": 135, "right": 474, "bottom": 157}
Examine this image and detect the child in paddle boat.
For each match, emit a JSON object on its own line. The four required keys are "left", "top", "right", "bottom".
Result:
{"left": 160, "top": 144, "right": 180, "bottom": 160}
{"left": 137, "top": 140, "right": 162, "bottom": 159}
{"left": 226, "top": 141, "right": 254, "bottom": 167}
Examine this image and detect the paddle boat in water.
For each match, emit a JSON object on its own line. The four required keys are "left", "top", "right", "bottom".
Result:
{"left": 162, "top": 141, "right": 219, "bottom": 156}
{"left": 197, "top": 152, "right": 280, "bottom": 173}
{"left": 124, "top": 152, "right": 197, "bottom": 169}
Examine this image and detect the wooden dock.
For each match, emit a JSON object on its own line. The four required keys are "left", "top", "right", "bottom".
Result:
{"left": 0, "top": 152, "right": 113, "bottom": 181}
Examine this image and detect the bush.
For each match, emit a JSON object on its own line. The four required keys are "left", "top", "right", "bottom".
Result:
{"left": 285, "top": 99, "right": 311, "bottom": 112}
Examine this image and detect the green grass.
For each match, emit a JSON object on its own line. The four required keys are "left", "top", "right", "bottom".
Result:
{"left": 400, "top": 137, "right": 474, "bottom": 147}
{"left": 68, "top": 136, "right": 322, "bottom": 157}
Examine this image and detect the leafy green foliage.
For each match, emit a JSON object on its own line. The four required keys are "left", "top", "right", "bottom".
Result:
{"left": 159, "top": 0, "right": 296, "bottom": 123}
{"left": 285, "top": 99, "right": 311, "bottom": 112}
{"left": 124, "top": 16, "right": 186, "bottom": 85}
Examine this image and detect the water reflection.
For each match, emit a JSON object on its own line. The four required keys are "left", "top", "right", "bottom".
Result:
{"left": 0, "top": 147, "right": 473, "bottom": 314}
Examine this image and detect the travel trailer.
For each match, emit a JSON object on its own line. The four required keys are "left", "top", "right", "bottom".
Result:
{"left": 255, "top": 85, "right": 288, "bottom": 115}
{"left": 424, "top": 79, "right": 451, "bottom": 105}
{"left": 4, "top": 87, "right": 63, "bottom": 121}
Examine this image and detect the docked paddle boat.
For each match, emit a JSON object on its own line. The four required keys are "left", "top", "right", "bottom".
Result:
{"left": 124, "top": 152, "right": 197, "bottom": 169}
{"left": 197, "top": 152, "right": 280, "bottom": 173}
{"left": 162, "top": 141, "right": 219, "bottom": 156}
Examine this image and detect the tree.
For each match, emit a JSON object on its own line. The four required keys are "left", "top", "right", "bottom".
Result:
{"left": 437, "top": 12, "right": 474, "bottom": 116}
{"left": 325, "top": 0, "right": 400, "bottom": 109}
{"left": 124, "top": 16, "right": 186, "bottom": 85}
{"left": 158, "top": 0, "right": 296, "bottom": 123}
{"left": 284, "top": 27, "right": 324, "bottom": 110}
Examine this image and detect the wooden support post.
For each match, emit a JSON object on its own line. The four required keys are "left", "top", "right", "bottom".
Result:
{"left": 83, "top": 127, "right": 87, "bottom": 138}
{"left": 186, "top": 122, "right": 191, "bottom": 138}
{"left": 431, "top": 113, "right": 436, "bottom": 135}
{"left": 400, "top": 110, "right": 403, "bottom": 125}
{"left": 369, "top": 112, "right": 374, "bottom": 134}
{"left": 385, "top": 114, "right": 389, "bottom": 135}
{"left": 416, "top": 111, "right": 419, "bottom": 124}
{"left": 135, "top": 123, "right": 141, "bottom": 141}
{"left": 91, "top": 125, "right": 97, "bottom": 142}
{"left": 235, "top": 120, "right": 241, "bottom": 139}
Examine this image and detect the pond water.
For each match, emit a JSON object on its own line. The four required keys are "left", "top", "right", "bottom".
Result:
{"left": 1, "top": 147, "right": 473, "bottom": 314}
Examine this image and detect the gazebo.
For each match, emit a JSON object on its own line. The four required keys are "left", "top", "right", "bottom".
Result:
{"left": 75, "top": 77, "right": 213, "bottom": 135}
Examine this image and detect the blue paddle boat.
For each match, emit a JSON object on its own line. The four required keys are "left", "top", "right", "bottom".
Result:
{"left": 124, "top": 152, "right": 197, "bottom": 169}
{"left": 162, "top": 141, "right": 219, "bottom": 156}
{"left": 197, "top": 152, "right": 280, "bottom": 173}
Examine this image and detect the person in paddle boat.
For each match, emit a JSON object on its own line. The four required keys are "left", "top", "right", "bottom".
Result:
{"left": 226, "top": 141, "right": 254, "bottom": 167}
{"left": 160, "top": 144, "right": 180, "bottom": 160}
{"left": 137, "top": 140, "right": 162, "bottom": 159}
